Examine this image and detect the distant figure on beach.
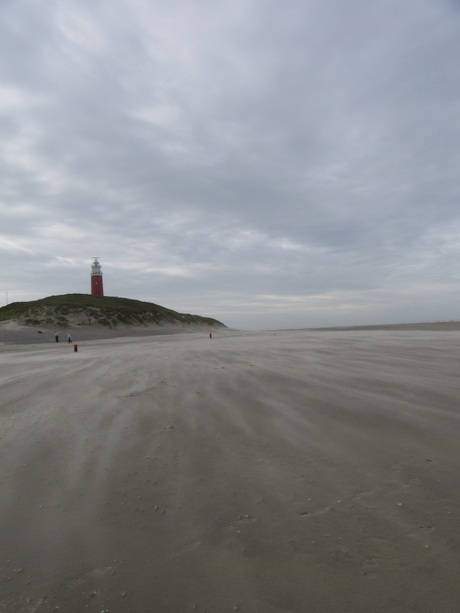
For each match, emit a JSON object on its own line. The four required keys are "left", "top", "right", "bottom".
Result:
{"left": 67, "top": 334, "right": 72, "bottom": 343}
{"left": 55, "top": 332, "right": 59, "bottom": 343}
{"left": 209, "top": 332, "right": 212, "bottom": 339}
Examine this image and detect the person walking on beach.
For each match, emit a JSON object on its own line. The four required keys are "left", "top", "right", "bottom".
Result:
{"left": 55, "top": 332, "right": 59, "bottom": 343}
{"left": 67, "top": 334, "right": 72, "bottom": 343}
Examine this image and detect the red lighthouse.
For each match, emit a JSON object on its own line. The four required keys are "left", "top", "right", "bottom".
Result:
{"left": 91, "top": 258, "right": 104, "bottom": 297}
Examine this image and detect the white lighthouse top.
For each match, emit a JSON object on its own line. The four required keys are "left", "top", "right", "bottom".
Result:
{"left": 91, "top": 258, "right": 102, "bottom": 275}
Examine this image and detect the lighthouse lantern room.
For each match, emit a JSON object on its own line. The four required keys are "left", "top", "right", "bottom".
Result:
{"left": 91, "top": 258, "right": 104, "bottom": 297}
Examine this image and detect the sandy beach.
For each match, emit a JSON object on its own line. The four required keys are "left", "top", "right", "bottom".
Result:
{"left": 1, "top": 325, "right": 460, "bottom": 612}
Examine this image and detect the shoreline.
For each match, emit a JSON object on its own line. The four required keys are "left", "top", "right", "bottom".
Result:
{"left": 2, "top": 319, "right": 460, "bottom": 347}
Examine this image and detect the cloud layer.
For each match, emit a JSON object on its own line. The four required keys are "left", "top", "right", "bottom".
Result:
{"left": 1, "top": 0, "right": 460, "bottom": 328}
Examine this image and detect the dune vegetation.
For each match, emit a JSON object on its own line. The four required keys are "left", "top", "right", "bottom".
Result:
{"left": 0, "top": 293, "right": 225, "bottom": 329}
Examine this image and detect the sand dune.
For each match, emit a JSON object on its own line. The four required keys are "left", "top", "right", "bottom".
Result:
{"left": 1, "top": 327, "right": 460, "bottom": 612}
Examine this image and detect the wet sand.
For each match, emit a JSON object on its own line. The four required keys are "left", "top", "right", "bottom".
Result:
{"left": 1, "top": 326, "right": 460, "bottom": 612}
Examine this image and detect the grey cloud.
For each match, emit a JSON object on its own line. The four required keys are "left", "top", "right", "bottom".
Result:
{"left": 1, "top": 0, "right": 460, "bottom": 328}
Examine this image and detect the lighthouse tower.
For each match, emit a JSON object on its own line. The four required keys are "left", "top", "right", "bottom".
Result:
{"left": 91, "top": 258, "right": 104, "bottom": 297}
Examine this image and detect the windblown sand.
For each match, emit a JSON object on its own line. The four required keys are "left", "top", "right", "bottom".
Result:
{"left": 1, "top": 327, "right": 460, "bottom": 612}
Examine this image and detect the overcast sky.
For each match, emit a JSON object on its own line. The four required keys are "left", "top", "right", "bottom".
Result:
{"left": 1, "top": 0, "right": 459, "bottom": 329}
